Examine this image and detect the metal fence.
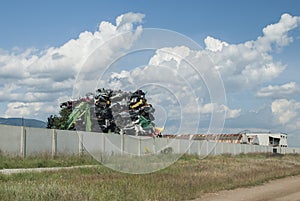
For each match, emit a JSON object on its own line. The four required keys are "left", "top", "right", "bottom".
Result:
{"left": 0, "top": 124, "right": 298, "bottom": 157}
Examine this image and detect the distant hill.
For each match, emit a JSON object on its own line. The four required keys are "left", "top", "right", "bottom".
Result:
{"left": 0, "top": 117, "right": 46, "bottom": 128}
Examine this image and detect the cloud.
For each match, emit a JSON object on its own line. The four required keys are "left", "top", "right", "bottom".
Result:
{"left": 0, "top": 12, "right": 145, "bottom": 120}
{"left": 98, "top": 13, "right": 300, "bottom": 133}
{"left": 204, "top": 13, "right": 300, "bottom": 93}
{"left": 256, "top": 13, "right": 300, "bottom": 52}
{"left": 116, "top": 12, "right": 145, "bottom": 30}
{"left": 204, "top": 37, "right": 286, "bottom": 92}
{"left": 204, "top": 36, "right": 228, "bottom": 52}
{"left": 271, "top": 98, "right": 300, "bottom": 146}
{"left": 271, "top": 99, "right": 300, "bottom": 130}
{"left": 4, "top": 102, "right": 57, "bottom": 118}
{"left": 200, "top": 103, "right": 241, "bottom": 119}
{"left": 225, "top": 105, "right": 274, "bottom": 130}
{"left": 149, "top": 46, "right": 191, "bottom": 67}
{"left": 0, "top": 49, "right": 35, "bottom": 79}
{"left": 0, "top": 11, "right": 300, "bottom": 138}
{"left": 256, "top": 82, "right": 300, "bottom": 98}
{"left": 104, "top": 44, "right": 239, "bottom": 127}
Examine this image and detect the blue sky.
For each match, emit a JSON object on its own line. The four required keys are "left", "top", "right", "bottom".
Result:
{"left": 1, "top": 0, "right": 299, "bottom": 49}
{"left": 1, "top": 0, "right": 300, "bottom": 146}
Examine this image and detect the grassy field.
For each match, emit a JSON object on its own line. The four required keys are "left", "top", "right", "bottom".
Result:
{"left": 1, "top": 153, "right": 300, "bottom": 201}
{"left": 0, "top": 153, "right": 99, "bottom": 169}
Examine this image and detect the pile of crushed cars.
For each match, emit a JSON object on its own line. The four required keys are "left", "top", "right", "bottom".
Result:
{"left": 59, "top": 88, "right": 162, "bottom": 137}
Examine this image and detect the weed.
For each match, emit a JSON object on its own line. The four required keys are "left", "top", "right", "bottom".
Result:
{"left": 1, "top": 154, "right": 300, "bottom": 200}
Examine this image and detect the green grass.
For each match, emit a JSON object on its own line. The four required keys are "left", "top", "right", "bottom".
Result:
{"left": 0, "top": 153, "right": 99, "bottom": 169}
{"left": 1, "top": 153, "right": 300, "bottom": 201}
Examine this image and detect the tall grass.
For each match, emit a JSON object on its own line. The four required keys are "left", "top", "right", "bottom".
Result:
{"left": 0, "top": 153, "right": 99, "bottom": 169}
{"left": 1, "top": 153, "right": 300, "bottom": 201}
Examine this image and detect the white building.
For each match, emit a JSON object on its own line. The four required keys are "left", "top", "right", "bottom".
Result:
{"left": 240, "top": 130, "right": 288, "bottom": 154}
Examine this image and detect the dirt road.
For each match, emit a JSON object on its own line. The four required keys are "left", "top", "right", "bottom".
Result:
{"left": 196, "top": 175, "right": 300, "bottom": 201}
{"left": 0, "top": 165, "right": 98, "bottom": 175}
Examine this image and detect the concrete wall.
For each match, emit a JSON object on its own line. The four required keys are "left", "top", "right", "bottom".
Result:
{"left": 0, "top": 124, "right": 298, "bottom": 157}
{"left": 286, "top": 147, "right": 300, "bottom": 154}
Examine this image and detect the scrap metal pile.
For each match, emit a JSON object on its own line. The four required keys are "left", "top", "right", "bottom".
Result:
{"left": 60, "top": 88, "right": 162, "bottom": 137}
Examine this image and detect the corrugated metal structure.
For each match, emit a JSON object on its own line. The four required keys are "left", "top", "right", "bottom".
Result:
{"left": 164, "top": 134, "right": 248, "bottom": 144}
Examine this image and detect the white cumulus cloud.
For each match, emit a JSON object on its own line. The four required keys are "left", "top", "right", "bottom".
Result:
{"left": 256, "top": 13, "right": 300, "bottom": 52}
{"left": 201, "top": 103, "right": 241, "bottom": 119}
{"left": 204, "top": 13, "right": 300, "bottom": 92}
{"left": 271, "top": 99, "right": 300, "bottom": 130}
{"left": 0, "top": 11, "right": 300, "bottom": 138}
{"left": 257, "top": 82, "right": 300, "bottom": 98}
{"left": 5, "top": 102, "right": 57, "bottom": 118}
{"left": 99, "top": 13, "right": 300, "bottom": 133}
{"left": 0, "top": 12, "right": 145, "bottom": 120}
{"left": 204, "top": 36, "right": 229, "bottom": 52}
